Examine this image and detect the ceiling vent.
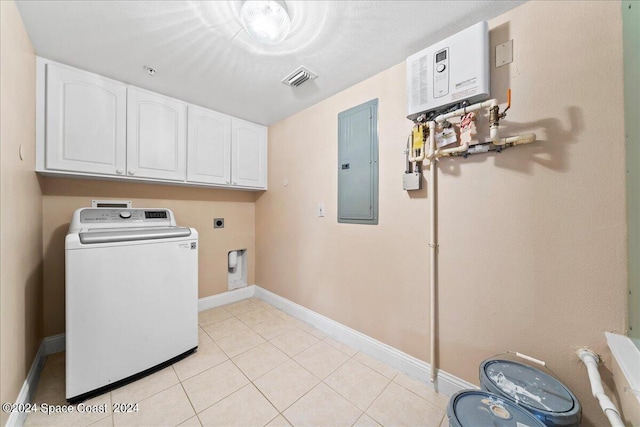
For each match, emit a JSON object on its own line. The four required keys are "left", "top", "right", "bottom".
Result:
{"left": 281, "top": 66, "right": 317, "bottom": 87}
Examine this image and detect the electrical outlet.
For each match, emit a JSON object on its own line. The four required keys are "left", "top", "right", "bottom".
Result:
{"left": 317, "top": 203, "right": 325, "bottom": 217}
{"left": 214, "top": 218, "right": 224, "bottom": 228}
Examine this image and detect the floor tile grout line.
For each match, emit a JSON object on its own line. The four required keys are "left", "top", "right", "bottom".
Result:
{"left": 299, "top": 342, "right": 356, "bottom": 382}
{"left": 251, "top": 357, "right": 321, "bottom": 414}
{"left": 279, "top": 411, "right": 295, "bottom": 427}
{"left": 236, "top": 367, "right": 287, "bottom": 424}
{"left": 322, "top": 336, "right": 360, "bottom": 358}
{"left": 293, "top": 347, "right": 351, "bottom": 382}
{"left": 359, "top": 379, "right": 394, "bottom": 427}
{"left": 358, "top": 373, "right": 394, "bottom": 419}
{"left": 261, "top": 376, "right": 321, "bottom": 416}
{"left": 108, "top": 366, "right": 182, "bottom": 411}
{"left": 240, "top": 315, "right": 296, "bottom": 340}
{"left": 248, "top": 317, "right": 298, "bottom": 341}
{"left": 235, "top": 310, "right": 280, "bottom": 330}
{"left": 173, "top": 347, "right": 230, "bottom": 381}
{"left": 251, "top": 350, "right": 362, "bottom": 420}
{"left": 197, "top": 306, "right": 234, "bottom": 329}
{"left": 353, "top": 352, "right": 400, "bottom": 381}
{"left": 181, "top": 367, "right": 250, "bottom": 418}
{"left": 105, "top": 389, "right": 114, "bottom": 426}
{"left": 239, "top": 350, "right": 291, "bottom": 383}
{"left": 350, "top": 413, "right": 369, "bottom": 427}
{"left": 391, "top": 374, "right": 449, "bottom": 410}
{"left": 177, "top": 374, "right": 199, "bottom": 421}
{"left": 202, "top": 308, "right": 305, "bottom": 373}
{"left": 438, "top": 409, "right": 448, "bottom": 427}
{"left": 198, "top": 326, "right": 217, "bottom": 343}
{"left": 320, "top": 360, "right": 390, "bottom": 416}
{"left": 227, "top": 353, "right": 282, "bottom": 419}
{"left": 262, "top": 412, "right": 282, "bottom": 427}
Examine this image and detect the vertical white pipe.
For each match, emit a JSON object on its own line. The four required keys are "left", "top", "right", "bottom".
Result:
{"left": 577, "top": 349, "right": 625, "bottom": 427}
{"left": 428, "top": 121, "right": 438, "bottom": 383}
{"left": 423, "top": 99, "right": 535, "bottom": 385}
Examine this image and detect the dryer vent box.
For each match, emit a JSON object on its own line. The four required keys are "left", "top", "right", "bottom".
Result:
{"left": 406, "top": 21, "right": 490, "bottom": 121}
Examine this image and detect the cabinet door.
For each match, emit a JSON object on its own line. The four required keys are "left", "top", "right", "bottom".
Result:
{"left": 127, "top": 88, "right": 186, "bottom": 181}
{"left": 46, "top": 64, "right": 126, "bottom": 175}
{"left": 231, "top": 119, "right": 267, "bottom": 188}
{"left": 187, "top": 106, "right": 231, "bottom": 185}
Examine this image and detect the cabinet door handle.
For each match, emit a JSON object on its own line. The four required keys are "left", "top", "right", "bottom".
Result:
{"left": 116, "top": 169, "right": 124, "bottom": 175}
{"left": 128, "top": 170, "right": 136, "bottom": 175}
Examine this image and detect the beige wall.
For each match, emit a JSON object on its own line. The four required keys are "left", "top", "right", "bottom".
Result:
{"left": 256, "top": 1, "right": 627, "bottom": 425}
{"left": 42, "top": 178, "right": 257, "bottom": 336}
{"left": 0, "top": 1, "right": 43, "bottom": 425}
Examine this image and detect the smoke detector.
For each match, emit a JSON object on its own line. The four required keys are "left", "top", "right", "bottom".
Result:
{"left": 281, "top": 66, "right": 317, "bottom": 87}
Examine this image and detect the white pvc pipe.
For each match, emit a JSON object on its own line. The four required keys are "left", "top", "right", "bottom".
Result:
{"left": 577, "top": 349, "right": 625, "bottom": 427}
{"left": 434, "top": 99, "right": 497, "bottom": 123}
{"left": 428, "top": 121, "right": 438, "bottom": 383}
{"left": 423, "top": 99, "right": 536, "bottom": 386}
{"left": 436, "top": 140, "right": 469, "bottom": 157}
{"left": 514, "top": 351, "right": 546, "bottom": 367}
{"left": 494, "top": 132, "right": 537, "bottom": 146}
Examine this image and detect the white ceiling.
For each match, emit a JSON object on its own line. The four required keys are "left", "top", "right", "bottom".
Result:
{"left": 16, "top": 1, "right": 525, "bottom": 126}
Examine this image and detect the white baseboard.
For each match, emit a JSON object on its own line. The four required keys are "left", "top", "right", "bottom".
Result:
{"left": 197, "top": 285, "right": 256, "bottom": 312}
{"left": 42, "top": 333, "right": 65, "bottom": 355}
{"left": 5, "top": 334, "right": 63, "bottom": 427}
{"left": 253, "top": 285, "right": 476, "bottom": 397}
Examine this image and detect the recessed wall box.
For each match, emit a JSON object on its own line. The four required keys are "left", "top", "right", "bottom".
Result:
{"left": 403, "top": 172, "right": 422, "bottom": 191}
{"left": 406, "top": 21, "right": 490, "bottom": 120}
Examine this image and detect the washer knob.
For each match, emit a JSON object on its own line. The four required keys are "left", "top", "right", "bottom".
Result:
{"left": 119, "top": 211, "right": 132, "bottom": 219}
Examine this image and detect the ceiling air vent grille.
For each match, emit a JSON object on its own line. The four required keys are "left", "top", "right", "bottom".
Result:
{"left": 282, "top": 66, "right": 317, "bottom": 87}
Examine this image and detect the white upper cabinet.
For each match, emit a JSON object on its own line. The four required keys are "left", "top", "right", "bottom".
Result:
{"left": 231, "top": 118, "right": 267, "bottom": 188}
{"left": 37, "top": 58, "right": 266, "bottom": 190}
{"left": 45, "top": 63, "right": 126, "bottom": 175}
{"left": 187, "top": 105, "right": 231, "bottom": 185}
{"left": 127, "top": 87, "right": 187, "bottom": 181}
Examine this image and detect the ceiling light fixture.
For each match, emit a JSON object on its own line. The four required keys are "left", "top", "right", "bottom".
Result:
{"left": 239, "top": 1, "right": 291, "bottom": 45}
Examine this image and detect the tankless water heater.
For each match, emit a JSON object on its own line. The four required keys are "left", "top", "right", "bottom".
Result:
{"left": 407, "top": 21, "right": 490, "bottom": 121}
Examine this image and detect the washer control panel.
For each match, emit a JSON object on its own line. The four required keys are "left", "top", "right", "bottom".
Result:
{"left": 80, "top": 209, "right": 171, "bottom": 224}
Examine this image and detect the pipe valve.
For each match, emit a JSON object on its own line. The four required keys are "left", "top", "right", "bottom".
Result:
{"left": 490, "top": 89, "right": 512, "bottom": 128}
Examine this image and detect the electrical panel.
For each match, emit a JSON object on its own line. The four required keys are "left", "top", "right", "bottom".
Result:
{"left": 338, "top": 99, "right": 378, "bottom": 225}
{"left": 407, "top": 21, "right": 490, "bottom": 120}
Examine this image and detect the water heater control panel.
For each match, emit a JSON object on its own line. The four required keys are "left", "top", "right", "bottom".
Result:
{"left": 407, "top": 21, "right": 490, "bottom": 120}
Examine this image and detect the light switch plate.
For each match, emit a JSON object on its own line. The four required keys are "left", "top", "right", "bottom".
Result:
{"left": 496, "top": 40, "right": 513, "bottom": 67}
{"left": 317, "top": 203, "right": 325, "bottom": 217}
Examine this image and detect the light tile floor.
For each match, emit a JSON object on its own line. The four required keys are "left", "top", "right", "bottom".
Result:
{"left": 25, "top": 298, "right": 451, "bottom": 427}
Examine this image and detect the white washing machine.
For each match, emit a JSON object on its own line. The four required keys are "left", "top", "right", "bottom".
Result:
{"left": 65, "top": 207, "right": 198, "bottom": 403}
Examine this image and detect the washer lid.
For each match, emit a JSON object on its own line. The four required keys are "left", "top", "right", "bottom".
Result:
{"left": 450, "top": 390, "right": 546, "bottom": 427}
{"left": 79, "top": 226, "right": 191, "bottom": 244}
{"left": 484, "top": 360, "right": 575, "bottom": 413}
